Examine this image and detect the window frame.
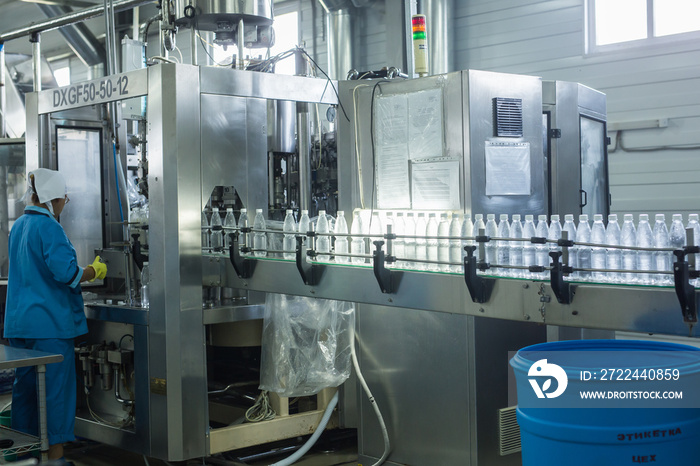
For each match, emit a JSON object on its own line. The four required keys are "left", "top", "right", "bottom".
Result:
{"left": 585, "top": 0, "right": 700, "bottom": 55}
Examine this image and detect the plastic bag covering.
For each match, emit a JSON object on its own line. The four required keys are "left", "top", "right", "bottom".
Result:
{"left": 259, "top": 294, "right": 355, "bottom": 397}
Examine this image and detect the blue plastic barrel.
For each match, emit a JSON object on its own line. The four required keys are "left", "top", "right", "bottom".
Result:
{"left": 510, "top": 339, "right": 700, "bottom": 465}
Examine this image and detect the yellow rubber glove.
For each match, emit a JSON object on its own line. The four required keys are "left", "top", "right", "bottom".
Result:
{"left": 89, "top": 256, "right": 107, "bottom": 281}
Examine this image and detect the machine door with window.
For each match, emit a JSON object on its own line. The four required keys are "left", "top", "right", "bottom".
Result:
{"left": 579, "top": 115, "right": 609, "bottom": 217}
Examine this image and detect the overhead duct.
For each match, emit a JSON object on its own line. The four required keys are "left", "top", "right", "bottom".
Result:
{"left": 422, "top": 0, "right": 453, "bottom": 75}
{"left": 36, "top": 4, "right": 107, "bottom": 67}
{"left": 318, "top": 0, "right": 356, "bottom": 81}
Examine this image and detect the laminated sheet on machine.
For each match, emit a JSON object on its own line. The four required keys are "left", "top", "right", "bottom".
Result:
{"left": 484, "top": 141, "right": 532, "bottom": 196}
{"left": 373, "top": 87, "right": 447, "bottom": 209}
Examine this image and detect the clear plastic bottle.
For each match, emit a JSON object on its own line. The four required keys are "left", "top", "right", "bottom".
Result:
{"left": 238, "top": 208, "right": 249, "bottom": 251}
{"left": 562, "top": 214, "right": 578, "bottom": 273}
{"left": 496, "top": 214, "right": 510, "bottom": 276}
{"left": 485, "top": 214, "right": 498, "bottom": 268}
{"left": 510, "top": 214, "right": 523, "bottom": 278}
{"left": 637, "top": 214, "right": 654, "bottom": 284}
{"left": 415, "top": 213, "right": 428, "bottom": 270}
{"left": 473, "top": 214, "right": 486, "bottom": 262}
{"left": 253, "top": 209, "right": 267, "bottom": 257}
{"left": 438, "top": 213, "right": 451, "bottom": 272}
{"left": 688, "top": 214, "right": 700, "bottom": 287}
{"left": 393, "top": 212, "right": 406, "bottom": 267}
{"left": 316, "top": 209, "right": 331, "bottom": 261}
{"left": 687, "top": 214, "right": 700, "bottom": 247}
{"left": 522, "top": 215, "right": 537, "bottom": 278}
{"left": 449, "top": 213, "right": 463, "bottom": 272}
{"left": 669, "top": 213, "right": 686, "bottom": 251}
{"left": 298, "top": 209, "right": 311, "bottom": 251}
{"left": 223, "top": 207, "right": 236, "bottom": 250}
{"left": 621, "top": 214, "right": 637, "bottom": 284}
{"left": 369, "top": 211, "right": 383, "bottom": 256}
{"left": 653, "top": 214, "right": 671, "bottom": 285}
{"left": 461, "top": 214, "right": 474, "bottom": 266}
{"left": 404, "top": 213, "right": 417, "bottom": 268}
{"left": 535, "top": 215, "right": 550, "bottom": 277}
{"left": 549, "top": 215, "right": 563, "bottom": 252}
{"left": 140, "top": 262, "right": 149, "bottom": 308}
{"left": 201, "top": 210, "right": 210, "bottom": 251}
{"left": 591, "top": 214, "right": 607, "bottom": 281}
{"left": 576, "top": 214, "right": 592, "bottom": 281}
{"left": 605, "top": 214, "right": 622, "bottom": 283}
{"left": 334, "top": 211, "right": 349, "bottom": 263}
{"left": 283, "top": 209, "right": 297, "bottom": 260}
{"left": 351, "top": 211, "right": 365, "bottom": 264}
{"left": 426, "top": 213, "right": 440, "bottom": 271}
{"left": 210, "top": 207, "right": 223, "bottom": 252}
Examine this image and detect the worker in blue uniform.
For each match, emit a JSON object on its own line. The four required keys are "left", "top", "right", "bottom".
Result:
{"left": 4, "top": 168, "right": 107, "bottom": 464}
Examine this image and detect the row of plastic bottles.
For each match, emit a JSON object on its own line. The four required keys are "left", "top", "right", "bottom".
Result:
{"left": 202, "top": 207, "right": 268, "bottom": 257}
{"left": 202, "top": 207, "right": 700, "bottom": 286}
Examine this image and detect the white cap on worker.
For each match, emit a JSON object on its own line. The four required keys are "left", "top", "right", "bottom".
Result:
{"left": 29, "top": 168, "right": 66, "bottom": 205}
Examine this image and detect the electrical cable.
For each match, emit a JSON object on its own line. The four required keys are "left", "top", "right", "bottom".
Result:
{"left": 300, "top": 49, "right": 350, "bottom": 122}
{"left": 268, "top": 391, "right": 339, "bottom": 466}
{"left": 351, "top": 84, "right": 372, "bottom": 209}
{"left": 245, "top": 391, "right": 276, "bottom": 422}
{"left": 350, "top": 324, "right": 390, "bottom": 466}
{"left": 368, "top": 80, "right": 387, "bottom": 234}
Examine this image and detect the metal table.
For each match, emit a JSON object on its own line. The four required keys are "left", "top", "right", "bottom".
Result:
{"left": 0, "top": 345, "right": 63, "bottom": 462}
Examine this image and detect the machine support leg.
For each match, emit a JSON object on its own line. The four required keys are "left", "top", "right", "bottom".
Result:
{"left": 37, "top": 364, "right": 49, "bottom": 461}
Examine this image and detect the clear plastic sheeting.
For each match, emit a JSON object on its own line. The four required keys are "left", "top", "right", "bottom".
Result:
{"left": 484, "top": 141, "right": 532, "bottom": 196}
{"left": 259, "top": 294, "right": 355, "bottom": 397}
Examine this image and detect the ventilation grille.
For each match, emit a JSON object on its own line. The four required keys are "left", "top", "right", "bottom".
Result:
{"left": 498, "top": 406, "right": 521, "bottom": 456}
{"left": 494, "top": 97, "right": 524, "bottom": 137}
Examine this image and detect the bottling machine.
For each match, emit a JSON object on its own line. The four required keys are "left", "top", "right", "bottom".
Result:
{"left": 13, "top": 4, "right": 700, "bottom": 466}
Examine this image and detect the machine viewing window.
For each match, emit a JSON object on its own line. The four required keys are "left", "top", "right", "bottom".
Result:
{"left": 579, "top": 116, "right": 607, "bottom": 217}
{"left": 56, "top": 127, "right": 104, "bottom": 271}
{"left": 586, "top": 0, "right": 700, "bottom": 53}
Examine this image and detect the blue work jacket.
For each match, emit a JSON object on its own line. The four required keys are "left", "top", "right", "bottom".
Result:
{"left": 4, "top": 206, "right": 88, "bottom": 339}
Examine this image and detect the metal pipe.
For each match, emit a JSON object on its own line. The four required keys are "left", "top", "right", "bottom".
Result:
{"left": 109, "top": 0, "right": 118, "bottom": 73}
{"left": 31, "top": 33, "right": 41, "bottom": 92}
{"left": 190, "top": 27, "right": 197, "bottom": 65}
{"left": 36, "top": 4, "right": 106, "bottom": 67}
{"left": 326, "top": 9, "right": 352, "bottom": 81}
{"left": 103, "top": 0, "right": 114, "bottom": 74}
{"left": 422, "top": 0, "right": 454, "bottom": 74}
{"left": 237, "top": 18, "right": 245, "bottom": 70}
{"left": 0, "top": 0, "right": 151, "bottom": 43}
{"left": 296, "top": 103, "right": 311, "bottom": 211}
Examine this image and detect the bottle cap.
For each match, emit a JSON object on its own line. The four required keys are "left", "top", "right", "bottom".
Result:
{"left": 487, "top": 214, "right": 495, "bottom": 220}
{"left": 319, "top": 210, "right": 326, "bottom": 215}
{"left": 565, "top": 214, "right": 574, "bottom": 221}
{"left": 302, "top": 210, "right": 308, "bottom": 214}
{"left": 512, "top": 214, "right": 521, "bottom": 221}
{"left": 608, "top": 214, "right": 618, "bottom": 222}
{"left": 579, "top": 214, "right": 589, "bottom": 222}
{"left": 655, "top": 213, "right": 665, "bottom": 221}
{"left": 256, "top": 208, "right": 263, "bottom": 213}
{"left": 672, "top": 213, "right": 683, "bottom": 221}
{"left": 418, "top": 212, "right": 425, "bottom": 217}
{"left": 213, "top": 207, "right": 219, "bottom": 212}
{"left": 499, "top": 214, "right": 508, "bottom": 221}
{"left": 475, "top": 214, "right": 483, "bottom": 220}
{"left": 594, "top": 214, "right": 603, "bottom": 222}
{"left": 396, "top": 211, "right": 404, "bottom": 216}
{"left": 286, "top": 209, "right": 293, "bottom": 214}
{"left": 551, "top": 214, "right": 560, "bottom": 222}
{"left": 624, "top": 214, "right": 634, "bottom": 221}
{"left": 452, "top": 213, "right": 459, "bottom": 219}
{"left": 538, "top": 214, "right": 547, "bottom": 221}
{"left": 525, "top": 214, "right": 534, "bottom": 221}
{"left": 337, "top": 210, "right": 344, "bottom": 216}
{"left": 639, "top": 214, "right": 649, "bottom": 221}
{"left": 227, "top": 207, "right": 233, "bottom": 212}
{"left": 240, "top": 208, "right": 247, "bottom": 213}
{"left": 429, "top": 213, "right": 436, "bottom": 217}
{"left": 690, "top": 214, "right": 699, "bottom": 221}
{"left": 386, "top": 211, "right": 394, "bottom": 217}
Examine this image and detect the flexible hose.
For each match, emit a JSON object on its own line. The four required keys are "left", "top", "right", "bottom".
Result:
{"left": 351, "top": 325, "right": 390, "bottom": 465}
{"left": 269, "top": 391, "right": 339, "bottom": 466}
{"left": 112, "top": 142, "right": 125, "bottom": 223}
